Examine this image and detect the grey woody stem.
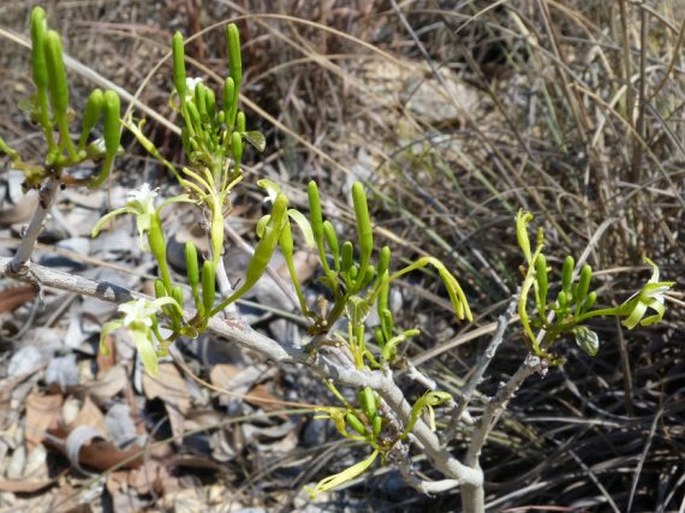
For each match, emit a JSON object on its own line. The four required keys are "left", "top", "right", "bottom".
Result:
{"left": 8, "top": 177, "right": 60, "bottom": 273}
{"left": 0, "top": 256, "right": 484, "bottom": 496}
{"left": 446, "top": 293, "right": 519, "bottom": 440}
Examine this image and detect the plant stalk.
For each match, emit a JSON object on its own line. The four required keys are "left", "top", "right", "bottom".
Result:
{"left": 8, "top": 176, "right": 60, "bottom": 273}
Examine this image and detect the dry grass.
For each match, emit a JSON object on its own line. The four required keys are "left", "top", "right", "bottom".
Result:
{"left": 0, "top": 0, "right": 683, "bottom": 511}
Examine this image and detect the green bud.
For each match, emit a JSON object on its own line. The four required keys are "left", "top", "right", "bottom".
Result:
{"left": 201, "top": 261, "right": 216, "bottom": 314}
{"left": 377, "top": 246, "right": 391, "bottom": 277}
{"left": 223, "top": 77, "right": 235, "bottom": 128}
{"left": 44, "top": 29, "right": 78, "bottom": 160}
{"left": 171, "top": 285, "right": 184, "bottom": 310}
{"left": 341, "top": 241, "right": 354, "bottom": 273}
{"left": 372, "top": 414, "right": 382, "bottom": 437}
{"left": 154, "top": 279, "right": 166, "bottom": 299}
{"left": 78, "top": 88, "right": 104, "bottom": 151}
{"left": 345, "top": 412, "right": 367, "bottom": 436}
{"left": 236, "top": 111, "right": 246, "bottom": 133}
{"left": 226, "top": 23, "right": 242, "bottom": 87}
{"left": 574, "top": 264, "right": 592, "bottom": 314}
{"left": 148, "top": 216, "right": 167, "bottom": 267}
{"left": 243, "top": 194, "right": 287, "bottom": 286}
{"left": 185, "top": 241, "right": 200, "bottom": 287}
{"left": 307, "top": 181, "right": 324, "bottom": 244}
{"left": 231, "top": 131, "right": 243, "bottom": 163}
{"left": 30, "top": 7, "right": 48, "bottom": 90}
{"left": 30, "top": 7, "right": 54, "bottom": 148}
{"left": 89, "top": 89, "right": 121, "bottom": 186}
{"left": 582, "top": 291, "right": 597, "bottom": 313}
{"left": 358, "top": 387, "right": 376, "bottom": 419}
{"left": 44, "top": 30, "right": 69, "bottom": 117}
{"left": 561, "top": 255, "right": 574, "bottom": 294}
{"left": 210, "top": 195, "right": 289, "bottom": 316}
{"left": 172, "top": 32, "right": 187, "bottom": 99}
{"left": 101, "top": 91, "right": 120, "bottom": 146}
{"left": 381, "top": 308, "right": 393, "bottom": 336}
{"left": 557, "top": 290, "right": 567, "bottom": 309}
{"left": 195, "top": 82, "right": 208, "bottom": 124}
{"left": 352, "top": 183, "right": 373, "bottom": 290}
{"left": 205, "top": 87, "right": 216, "bottom": 124}
{"left": 185, "top": 241, "right": 203, "bottom": 315}
{"left": 323, "top": 220, "right": 339, "bottom": 270}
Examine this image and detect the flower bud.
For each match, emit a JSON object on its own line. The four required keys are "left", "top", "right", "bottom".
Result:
{"left": 201, "top": 261, "right": 216, "bottom": 314}
{"left": 78, "top": 88, "right": 104, "bottom": 151}
{"left": 226, "top": 23, "right": 242, "bottom": 87}
{"left": 561, "top": 255, "right": 574, "bottom": 295}
{"left": 345, "top": 412, "right": 367, "bottom": 436}
{"left": 172, "top": 32, "right": 187, "bottom": 99}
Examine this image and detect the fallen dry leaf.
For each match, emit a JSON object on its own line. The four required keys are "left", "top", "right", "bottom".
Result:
{"left": 24, "top": 392, "right": 63, "bottom": 449}
{"left": 0, "top": 284, "right": 38, "bottom": 313}
{"left": 245, "top": 384, "right": 286, "bottom": 413}
{"left": 142, "top": 363, "right": 190, "bottom": 414}
{"left": 0, "top": 477, "right": 54, "bottom": 493}
{"left": 66, "top": 395, "right": 107, "bottom": 437}
{"left": 86, "top": 364, "right": 127, "bottom": 402}
{"left": 142, "top": 363, "right": 190, "bottom": 439}
{"left": 209, "top": 363, "right": 241, "bottom": 387}
{"left": 45, "top": 431, "right": 144, "bottom": 472}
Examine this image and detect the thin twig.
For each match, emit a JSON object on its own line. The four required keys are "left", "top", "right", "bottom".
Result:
{"left": 8, "top": 177, "right": 60, "bottom": 273}
{"left": 390, "top": 441, "right": 460, "bottom": 495}
{"left": 445, "top": 292, "right": 520, "bottom": 441}
{"left": 466, "top": 354, "right": 546, "bottom": 468}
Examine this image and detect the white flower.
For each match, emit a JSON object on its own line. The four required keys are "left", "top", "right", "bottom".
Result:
{"left": 185, "top": 77, "right": 204, "bottom": 101}
{"left": 99, "top": 297, "right": 182, "bottom": 376}
{"left": 91, "top": 183, "right": 159, "bottom": 250}
{"left": 118, "top": 298, "right": 158, "bottom": 329}
{"left": 127, "top": 182, "right": 157, "bottom": 212}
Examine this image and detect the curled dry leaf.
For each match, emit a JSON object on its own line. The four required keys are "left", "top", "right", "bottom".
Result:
{"left": 0, "top": 284, "right": 39, "bottom": 313}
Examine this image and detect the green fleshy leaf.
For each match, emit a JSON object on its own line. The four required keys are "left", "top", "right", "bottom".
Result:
{"left": 573, "top": 326, "right": 599, "bottom": 356}
{"left": 242, "top": 131, "right": 266, "bottom": 152}
{"left": 287, "top": 208, "right": 315, "bottom": 248}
